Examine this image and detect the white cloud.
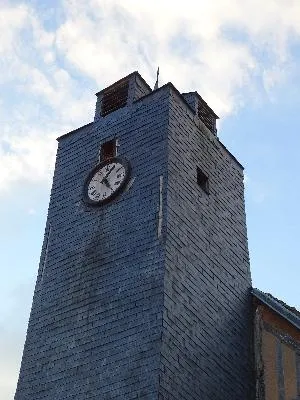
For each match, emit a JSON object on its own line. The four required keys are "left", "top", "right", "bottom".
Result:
{"left": 0, "top": 4, "right": 29, "bottom": 54}
{"left": 0, "top": 0, "right": 300, "bottom": 195}
{"left": 55, "top": 0, "right": 300, "bottom": 114}
{"left": 0, "top": 132, "right": 57, "bottom": 193}
{"left": 0, "top": 3, "right": 95, "bottom": 193}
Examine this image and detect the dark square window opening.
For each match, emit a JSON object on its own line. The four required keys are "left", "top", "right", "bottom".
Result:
{"left": 100, "top": 139, "right": 117, "bottom": 161}
{"left": 197, "top": 167, "right": 209, "bottom": 194}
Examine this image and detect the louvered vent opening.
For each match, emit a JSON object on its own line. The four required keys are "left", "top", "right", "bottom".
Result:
{"left": 101, "top": 79, "right": 129, "bottom": 117}
{"left": 197, "top": 99, "right": 216, "bottom": 134}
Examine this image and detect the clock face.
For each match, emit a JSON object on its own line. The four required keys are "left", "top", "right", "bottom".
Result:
{"left": 83, "top": 157, "right": 130, "bottom": 205}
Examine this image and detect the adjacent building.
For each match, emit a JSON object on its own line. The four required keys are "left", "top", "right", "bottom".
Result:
{"left": 253, "top": 289, "right": 300, "bottom": 400}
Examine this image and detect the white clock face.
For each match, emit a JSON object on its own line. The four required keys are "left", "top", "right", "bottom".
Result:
{"left": 87, "top": 161, "right": 127, "bottom": 202}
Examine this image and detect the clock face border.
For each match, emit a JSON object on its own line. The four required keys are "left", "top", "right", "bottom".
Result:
{"left": 83, "top": 156, "right": 131, "bottom": 206}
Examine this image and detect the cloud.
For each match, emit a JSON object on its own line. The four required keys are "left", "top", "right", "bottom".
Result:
{"left": 0, "top": 3, "right": 95, "bottom": 193}
{"left": 0, "top": 132, "right": 56, "bottom": 193}
{"left": 56, "top": 0, "right": 257, "bottom": 113}
{"left": 1, "top": 0, "right": 300, "bottom": 195}
{"left": 0, "top": 4, "right": 29, "bottom": 54}
{"left": 56, "top": 0, "right": 300, "bottom": 112}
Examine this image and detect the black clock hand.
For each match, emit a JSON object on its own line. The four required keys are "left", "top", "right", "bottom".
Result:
{"left": 103, "top": 177, "right": 112, "bottom": 189}
{"left": 105, "top": 165, "right": 116, "bottom": 179}
{"left": 100, "top": 165, "right": 115, "bottom": 183}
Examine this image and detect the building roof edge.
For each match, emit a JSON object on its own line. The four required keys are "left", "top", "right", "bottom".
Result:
{"left": 57, "top": 122, "right": 94, "bottom": 141}
{"left": 252, "top": 288, "right": 300, "bottom": 331}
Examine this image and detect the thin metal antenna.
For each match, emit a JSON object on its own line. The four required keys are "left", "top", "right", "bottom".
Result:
{"left": 154, "top": 67, "right": 160, "bottom": 90}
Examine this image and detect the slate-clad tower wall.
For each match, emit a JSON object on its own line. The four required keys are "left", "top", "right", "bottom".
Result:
{"left": 15, "top": 72, "right": 254, "bottom": 400}
{"left": 15, "top": 74, "right": 170, "bottom": 399}
{"left": 160, "top": 88, "right": 253, "bottom": 399}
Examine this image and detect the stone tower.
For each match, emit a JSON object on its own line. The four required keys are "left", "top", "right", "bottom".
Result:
{"left": 15, "top": 72, "right": 253, "bottom": 399}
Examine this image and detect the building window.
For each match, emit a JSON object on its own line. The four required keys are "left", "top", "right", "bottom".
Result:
{"left": 100, "top": 139, "right": 117, "bottom": 161}
{"left": 197, "top": 167, "right": 209, "bottom": 194}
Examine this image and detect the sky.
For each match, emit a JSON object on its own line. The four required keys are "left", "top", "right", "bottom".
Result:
{"left": 1, "top": 0, "right": 300, "bottom": 398}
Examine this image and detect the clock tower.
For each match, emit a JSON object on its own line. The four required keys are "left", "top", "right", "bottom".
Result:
{"left": 15, "top": 72, "right": 254, "bottom": 399}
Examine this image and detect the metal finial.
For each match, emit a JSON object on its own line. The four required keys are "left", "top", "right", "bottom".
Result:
{"left": 154, "top": 67, "right": 160, "bottom": 90}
